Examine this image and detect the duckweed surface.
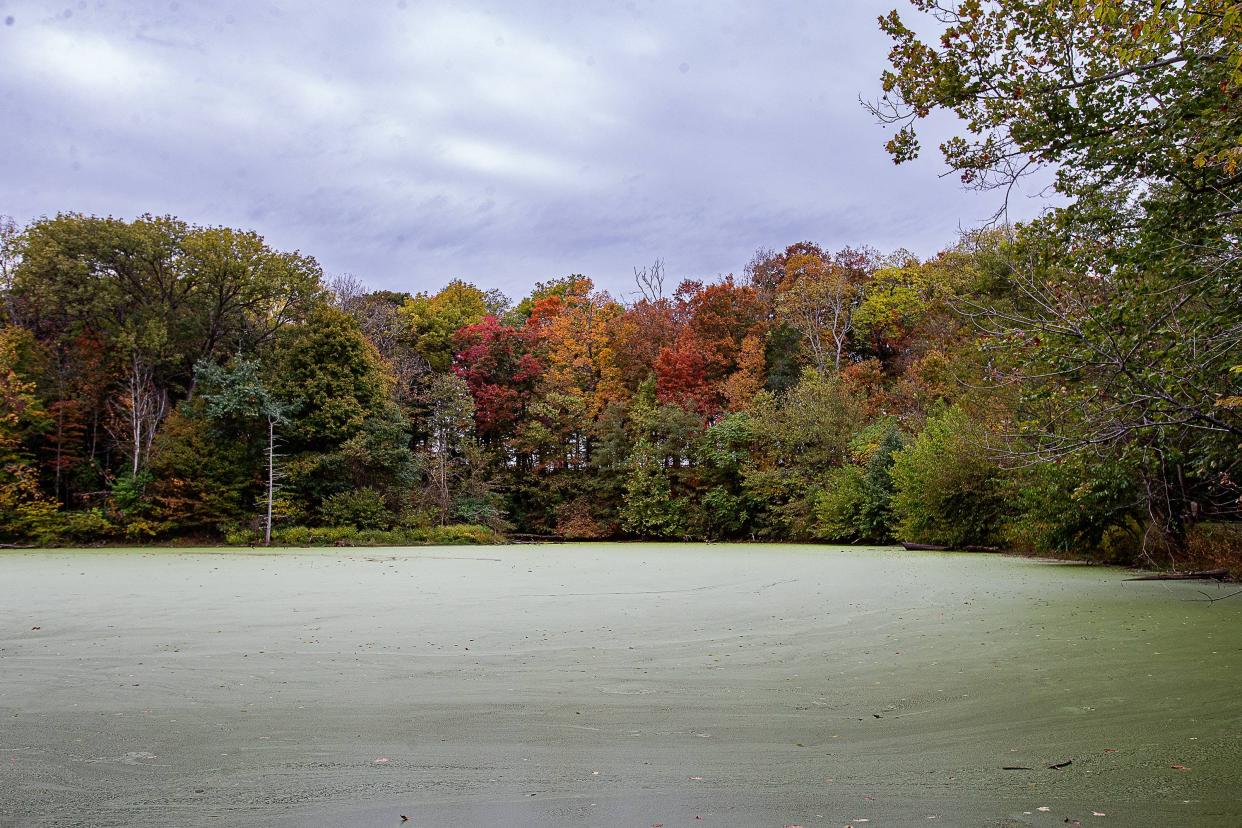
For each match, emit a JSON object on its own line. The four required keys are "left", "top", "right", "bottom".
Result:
{"left": 2, "top": 544, "right": 1240, "bottom": 826}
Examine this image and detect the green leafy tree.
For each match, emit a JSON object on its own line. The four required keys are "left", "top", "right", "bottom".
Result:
{"left": 694, "top": 412, "right": 756, "bottom": 538}
{"left": 1007, "top": 453, "right": 1140, "bottom": 559}
{"left": 743, "top": 369, "right": 868, "bottom": 537}
{"left": 340, "top": 404, "right": 418, "bottom": 497}
{"left": 870, "top": 0, "right": 1241, "bottom": 200}
{"left": 620, "top": 441, "right": 685, "bottom": 538}
{"left": 269, "top": 306, "right": 417, "bottom": 529}
{"left": 147, "top": 406, "right": 254, "bottom": 534}
{"left": 398, "top": 280, "right": 492, "bottom": 373}
{"left": 273, "top": 305, "right": 390, "bottom": 448}
{"left": 871, "top": 1, "right": 1242, "bottom": 550}
{"left": 416, "top": 372, "right": 494, "bottom": 526}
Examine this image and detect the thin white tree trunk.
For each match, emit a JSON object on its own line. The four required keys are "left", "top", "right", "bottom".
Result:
{"left": 265, "top": 416, "right": 274, "bottom": 546}
{"left": 130, "top": 364, "right": 142, "bottom": 476}
{"left": 118, "top": 354, "right": 168, "bottom": 476}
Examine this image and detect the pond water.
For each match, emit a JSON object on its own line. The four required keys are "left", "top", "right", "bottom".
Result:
{"left": 1, "top": 543, "right": 1240, "bottom": 827}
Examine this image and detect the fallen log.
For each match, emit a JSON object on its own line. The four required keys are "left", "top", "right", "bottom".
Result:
{"left": 900, "top": 541, "right": 1002, "bottom": 553}
{"left": 1126, "top": 568, "right": 1229, "bottom": 582}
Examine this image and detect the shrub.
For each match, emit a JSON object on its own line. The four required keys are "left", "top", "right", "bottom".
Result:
{"left": 123, "top": 518, "right": 166, "bottom": 541}
{"left": 890, "top": 406, "right": 1006, "bottom": 547}
{"left": 57, "top": 509, "right": 116, "bottom": 542}
{"left": 812, "top": 419, "right": 901, "bottom": 543}
{"left": 452, "top": 493, "right": 512, "bottom": 533}
{"left": 554, "top": 497, "right": 613, "bottom": 539}
{"left": 1007, "top": 456, "right": 1139, "bottom": 557}
{"left": 223, "top": 525, "right": 258, "bottom": 546}
{"left": 318, "top": 487, "right": 391, "bottom": 529}
{"left": 1183, "top": 522, "right": 1242, "bottom": 576}
{"left": 109, "top": 471, "right": 153, "bottom": 515}
{"left": 264, "top": 523, "right": 501, "bottom": 547}
{"left": 1, "top": 497, "right": 62, "bottom": 545}
{"left": 700, "top": 486, "right": 749, "bottom": 539}
{"left": 813, "top": 465, "right": 868, "bottom": 542}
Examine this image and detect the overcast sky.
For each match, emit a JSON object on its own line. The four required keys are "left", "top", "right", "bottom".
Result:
{"left": 0, "top": 0, "right": 1049, "bottom": 300}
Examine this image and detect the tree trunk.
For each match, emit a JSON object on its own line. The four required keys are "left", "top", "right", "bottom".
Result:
{"left": 265, "top": 416, "right": 274, "bottom": 546}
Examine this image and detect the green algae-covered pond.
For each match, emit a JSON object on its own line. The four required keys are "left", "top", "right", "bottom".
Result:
{"left": 2, "top": 544, "right": 1240, "bottom": 826}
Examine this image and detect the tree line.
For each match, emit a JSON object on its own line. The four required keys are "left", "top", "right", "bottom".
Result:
{"left": 0, "top": 0, "right": 1237, "bottom": 563}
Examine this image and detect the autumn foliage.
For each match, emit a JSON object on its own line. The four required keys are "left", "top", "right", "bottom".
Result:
{"left": 0, "top": 213, "right": 1236, "bottom": 560}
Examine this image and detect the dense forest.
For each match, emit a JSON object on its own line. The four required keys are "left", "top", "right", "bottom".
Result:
{"left": 0, "top": 1, "right": 1238, "bottom": 566}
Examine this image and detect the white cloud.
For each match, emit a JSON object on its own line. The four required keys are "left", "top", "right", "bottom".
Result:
{"left": 438, "top": 136, "right": 577, "bottom": 185}
{"left": 11, "top": 26, "right": 165, "bottom": 99}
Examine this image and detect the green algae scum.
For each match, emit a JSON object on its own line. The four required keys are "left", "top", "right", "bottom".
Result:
{"left": 2, "top": 544, "right": 1240, "bottom": 826}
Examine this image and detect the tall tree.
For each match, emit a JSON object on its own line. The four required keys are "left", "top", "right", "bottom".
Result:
{"left": 777, "top": 250, "right": 867, "bottom": 374}
{"left": 452, "top": 315, "right": 542, "bottom": 448}
{"left": 195, "top": 357, "right": 289, "bottom": 545}
{"left": 0, "top": 326, "right": 54, "bottom": 539}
